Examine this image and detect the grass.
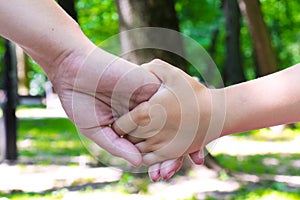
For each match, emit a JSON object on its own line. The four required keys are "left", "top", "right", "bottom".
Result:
{"left": 203, "top": 123, "right": 300, "bottom": 200}
{"left": 215, "top": 153, "right": 300, "bottom": 176}
{"left": 235, "top": 187, "right": 300, "bottom": 200}
{"left": 0, "top": 192, "right": 61, "bottom": 200}
{"left": 234, "top": 123, "right": 300, "bottom": 142}
{"left": 205, "top": 186, "right": 300, "bottom": 200}
{"left": 17, "top": 117, "right": 91, "bottom": 162}
{"left": 2, "top": 108, "right": 300, "bottom": 199}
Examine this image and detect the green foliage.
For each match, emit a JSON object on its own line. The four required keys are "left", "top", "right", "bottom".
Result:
{"left": 0, "top": 38, "right": 4, "bottom": 89}
{"left": 76, "top": 0, "right": 119, "bottom": 45}
{"left": 240, "top": 20, "right": 256, "bottom": 80}
{"left": 176, "top": 0, "right": 226, "bottom": 77}
{"left": 175, "top": 0, "right": 256, "bottom": 80}
{"left": 260, "top": 0, "right": 300, "bottom": 68}
{"left": 176, "top": 0, "right": 300, "bottom": 81}
{"left": 176, "top": 0, "right": 223, "bottom": 46}
{"left": 27, "top": 59, "right": 47, "bottom": 96}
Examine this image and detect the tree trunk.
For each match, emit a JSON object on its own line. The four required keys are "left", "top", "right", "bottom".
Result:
{"left": 115, "top": 0, "right": 188, "bottom": 71}
{"left": 0, "top": 112, "right": 5, "bottom": 162}
{"left": 223, "top": 0, "right": 245, "bottom": 85}
{"left": 3, "top": 40, "right": 18, "bottom": 161}
{"left": 238, "top": 0, "right": 278, "bottom": 76}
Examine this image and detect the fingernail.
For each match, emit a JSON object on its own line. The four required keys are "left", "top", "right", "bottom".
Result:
{"left": 164, "top": 170, "right": 175, "bottom": 180}
{"left": 197, "top": 157, "right": 204, "bottom": 165}
{"left": 152, "top": 176, "right": 161, "bottom": 182}
{"left": 149, "top": 173, "right": 161, "bottom": 182}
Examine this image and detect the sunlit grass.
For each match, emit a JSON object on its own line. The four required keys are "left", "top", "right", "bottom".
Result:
{"left": 234, "top": 187, "right": 300, "bottom": 200}
{"left": 17, "top": 118, "right": 90, "bottom": 160}
{"left": 215, "top": 153, "right": 300, "bottom": 176}
{"left": 0, "top": 192, "right": 61, "bottom": 200}
{"left": 7, "top": 111, "right": 300, "bottom": 199}
{"left": 234, "top": 123, "right": 300, "bottom": 142}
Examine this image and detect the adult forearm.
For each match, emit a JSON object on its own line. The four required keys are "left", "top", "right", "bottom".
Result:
{"left": 0, "top": 0, "right": 95, "bottom": 80}
{"left": 222, "top": 64, "right": 300, "bottom": 136}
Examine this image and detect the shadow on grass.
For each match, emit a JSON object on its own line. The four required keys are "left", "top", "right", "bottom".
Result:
{"left": 0, "top": 172, "right": 152, "bottom": 200}
{"left": 204, "top": 180, "right": 300, "bottom": 200}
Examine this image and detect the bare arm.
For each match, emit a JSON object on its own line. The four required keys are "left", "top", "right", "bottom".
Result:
{"left": 0, "top": 0, "right": 94, "bottom": 80}
{"left": 0, "top": 0, "right": 162, "bottom": 166}
{"left": 223, "top": 64, "right": 300, "bottom": 135}
{"left": 114, "top": 60, "right": 300, "bottom": 166}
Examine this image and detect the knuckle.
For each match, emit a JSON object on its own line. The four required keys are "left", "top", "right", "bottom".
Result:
{"left": 135, "top": 102, "right": 151, "bottom": 120}
{"left": 151, "top": 59, "right": 163, "bottom": 64}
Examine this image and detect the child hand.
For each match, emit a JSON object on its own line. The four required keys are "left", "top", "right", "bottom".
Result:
{"left": 113, "top": 59, "right": 221, "bottom": 167}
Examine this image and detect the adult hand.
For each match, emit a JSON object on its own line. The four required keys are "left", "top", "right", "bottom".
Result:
{"left": 52, "top": 48, "right": 161, "bottom": 167}
{"left": 55, "top": 52, "right": 203, "bottom": 175}
{"left": 2, "top": 0, "right": 161, "bottom": 167}
{"left": 0, "top": 0, "right": 208, "bottom": 171}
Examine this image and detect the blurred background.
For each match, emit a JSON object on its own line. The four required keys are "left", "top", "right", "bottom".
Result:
{"left": 1, "top": 0, "right": 300, "bottom": 199}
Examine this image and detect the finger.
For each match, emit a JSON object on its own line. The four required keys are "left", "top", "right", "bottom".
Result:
{"left": 135, "top": 141, "right": 159, "bottom": 153}
{"left": 125, "top": 134, "right": 145, "bottom": 144}
{"left": 142, "top": 152, "right": 169, "bottom": 166}
{"left": 123, "top": 102, "right": 167, "bottom": 140}
{"left": 112, "top": 101, "right": 151, "bottom": 137}
{"left": 82, "top": 126, "right": 142, "bottom": 167}
{"left": 189, "top": 149, "right": 205, "bottom": 165}
{"left": 142, "top": 59, "right": 180, "bottom": 88}
{"left": 135, "top": 141, "right": 148, "bottom": 153}
{"left": 112, "top": 112, "right": 138, "bottom": 137}
{"left": 160, "top": 157, "right": 183, "bottom": 180}
{"left": 143, "top": 59, "right": 205, "bottom": 92}
{"left": 148, "top": 163, "right": 161, "bottom": 182}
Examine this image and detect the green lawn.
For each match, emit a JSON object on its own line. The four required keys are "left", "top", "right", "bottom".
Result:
{"left": 17, "top": 118, "right": 90, "bottom": 161}
{"left": 1, "top": 113, "right": 300, "bottom": 199}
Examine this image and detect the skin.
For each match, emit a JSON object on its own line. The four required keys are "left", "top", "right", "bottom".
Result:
{"left": 0, "top": 0, "right": 161, "bottom": 166}
{"left": 114, "top": 59, "right": 300, "bottom": 179}
{"left": 0, "top": 0, "right": 202, "bottom": 180}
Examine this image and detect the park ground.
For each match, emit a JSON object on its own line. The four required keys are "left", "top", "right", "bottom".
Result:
{"left": 1, "top": 105, "right": 300, "bottom": 200}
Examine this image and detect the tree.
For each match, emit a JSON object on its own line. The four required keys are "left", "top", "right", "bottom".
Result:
{"left": 238, "top": 0, "right": 278, "bottom": 76}
{"left": 115, "top": 0, "right": 188, "bottom": 71}
{"left": 0, "top": 112, "right": 4, "bottom": 162}
{"left": 223, "top": 0, "right": 245, "bottom": 85}
{"left": 3, "top": 40, "right": 18, "bottom": 161}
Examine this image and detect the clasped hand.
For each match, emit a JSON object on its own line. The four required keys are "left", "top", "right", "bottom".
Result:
{"left": 113, "top": 59, "right": 223, "bottom": 181}
{"left": 55, "top": 49, "right": 220, "bottom": 181}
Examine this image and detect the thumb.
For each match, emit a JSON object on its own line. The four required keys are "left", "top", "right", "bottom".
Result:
{"left": 82, "top": 126, "right": 143, "bottom": 167}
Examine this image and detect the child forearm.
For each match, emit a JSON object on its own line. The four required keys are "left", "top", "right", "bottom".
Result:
{"left": 222, "top": 64, "right": 300, "bottom": 136}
